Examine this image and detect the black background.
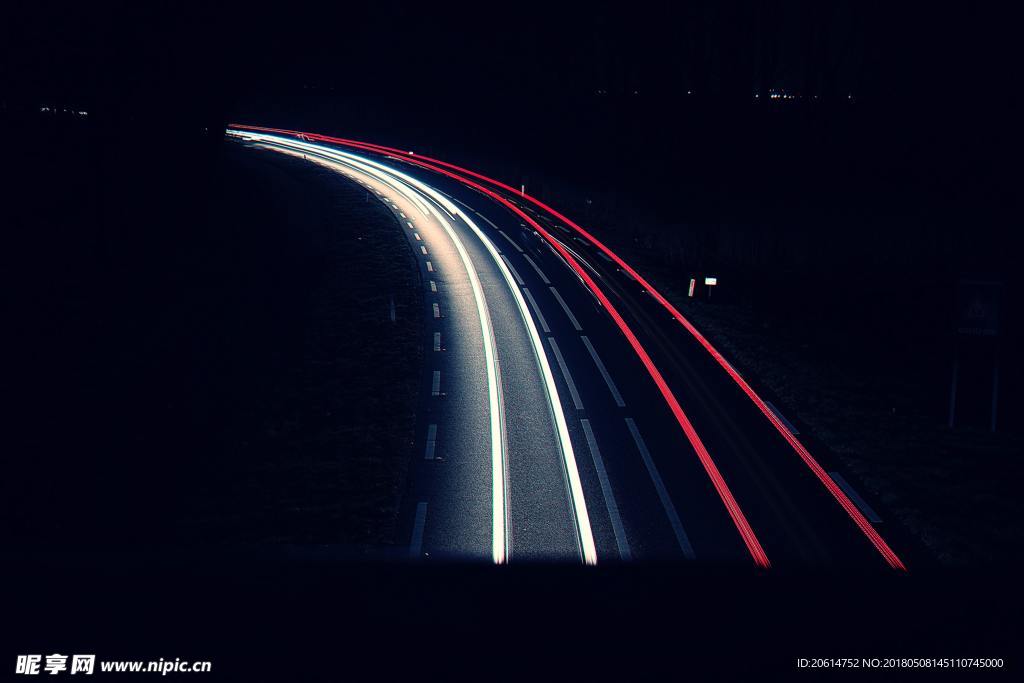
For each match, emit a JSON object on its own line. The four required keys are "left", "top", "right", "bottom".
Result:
{"left": 3, "top": 1, "right": 1021, "bottom": 678}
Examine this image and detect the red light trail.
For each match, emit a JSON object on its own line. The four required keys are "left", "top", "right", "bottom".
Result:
{"left": 232, "top": 124, "right": 906, "bottom": 571}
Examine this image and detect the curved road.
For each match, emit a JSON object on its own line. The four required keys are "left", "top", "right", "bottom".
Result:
{"left": 227, "top": 126, "right": 907, "bottom": 571}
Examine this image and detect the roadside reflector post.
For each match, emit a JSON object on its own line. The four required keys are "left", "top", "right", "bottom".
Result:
{"left": 951, "top": 278, "right": 1001, "bottom": 431}
{"left": 688, "top": 278, "right": 696, "bottom": 297}
{"left": 704, "top": 276, "right": 717, "bottom": 300}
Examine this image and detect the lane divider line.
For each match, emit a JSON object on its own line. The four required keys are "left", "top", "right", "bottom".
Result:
{"left": 550, "top": 287, "right": 583, "bottom": 331}
{"left": 522, "top": 253, "right": 551, "bottom": 284}
{"left": 548, "top": 337, "right": 584, "bottom": 411}
{"left": 581, "top": 336, "right": 626, "bottom": 408}
{"left": 432, "top": 370, "right": 441, "bottom": 397}
{"left": 625, "top": 417, "right": 696, "bottom": 559}
{"left": 498, "top": 230, "right": 525, "bottom": 252}
{"left": 424, "top": 424, "right": 438, "bottom": 460}
{"left": 828, "top": 472, "right": 882, "bottom": 523}
{"left": 581, "top": 419, "right": 632, "bottom": 561}
{"left": 500, "top": 254, "right": 526, "bottom": 286}
{"left": 765, "top": 400, "right": 800, "bottom": 435}
{"left": 523, "top": 288, "right": 551, "bottom": 334}
{"left": 473, "top": 210, "right": 504, "bottom": 231}
{"left": 409, "top": 502, "right": 428, "bottom": 559}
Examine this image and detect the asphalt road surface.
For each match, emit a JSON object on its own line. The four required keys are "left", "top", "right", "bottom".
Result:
{"left": 226, "top": 126, "right": 908, "bottom": 571}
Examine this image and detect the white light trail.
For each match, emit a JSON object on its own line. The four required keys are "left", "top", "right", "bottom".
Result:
{"left": 230, "top": 130, "right": 597, "bottom": 564}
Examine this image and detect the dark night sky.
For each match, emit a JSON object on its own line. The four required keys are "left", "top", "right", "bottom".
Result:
{"left": 2, "top": 1, "right": 1019, "bottom": 274}
{"left": 3, "top": 2, "right": 1019, "bottom": 113}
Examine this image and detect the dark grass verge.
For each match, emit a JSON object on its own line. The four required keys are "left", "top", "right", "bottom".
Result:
{"left": 4, "top": 130, "right": 422, "bottom": 549}
{"left": 604, "top": 254, "right": 1023, "bottom": 566}
{"left": 174, "top": 147, "right": 423, "bottom": 547}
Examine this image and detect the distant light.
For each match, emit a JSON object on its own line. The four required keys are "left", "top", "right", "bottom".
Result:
{"left": 686, "top": 90, "right": 692, "bottom": 95}
{"left": 705, "top": 277, "right": 718, "bottom": 286}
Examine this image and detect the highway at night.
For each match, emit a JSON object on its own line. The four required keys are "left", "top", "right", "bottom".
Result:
{"left": 227, "top": 126, "right": 906, "bottom": 571}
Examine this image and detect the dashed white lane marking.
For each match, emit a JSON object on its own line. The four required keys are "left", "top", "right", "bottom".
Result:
{"left": 432, "top": 303, "right": 441, "bottom": 318}
{"left": 549, "top": 287, "right": 583, "bottom": 331}
{"left": 522, "top": 253, "right": 551, "bottom": 284}
{"left": 433, "top": 332, "right": 441, "bottom": 352}
{"left": 500, "top": 254, "right": 525, "bottom": 286}
{"left": 426, "top": 261, "right": 434, "bottom": 272}
{"left": 765, "top": 400, "right": 800, "bottom": 435}
{"left": 625, "top": 417, "right": 696, "bottom": 559}
{"left": 497, "top": 230, "right": 524, "bottom": 253}
{"left": 424, "top": 424, "right": 438, "bottom": 460}
{"left": 580, "top": 419, "right": 632, "bottom": 561}
{"left": 829, "top": 472, "right": 882, "bottom": 523}
{"left": 522, "top": 288, "right": 550, "bottom": 334}
{"left": 547, "top": 337, "right": 584, "bottom": 410}
{"left": 407, "top": 221, "right": 415, "bottom": 229}
{"left": 473, "top": 210, "right": 503, "bottom": 231}
{"left": 400, "top": 212, "right": 406, "bottom": 218}
{"left": 581, "top": 336, "right": 625, "bottom": 407}
{"left": 429, "top": 280, "right": 437, "bottom": 292}
{"left": 432, "top": 370, "right": 441, "bottom": 396}
{"left": 596, "top": 251, "right": 613, "bottom": 262}
{"left": 409, "top": 502, "right": 428, "bottom": 559}
{"left": 414, "top": 232, "right": 422, "bottom": 241}
{"left": 420, "top": 246, "right": 428, "bottom": 255}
